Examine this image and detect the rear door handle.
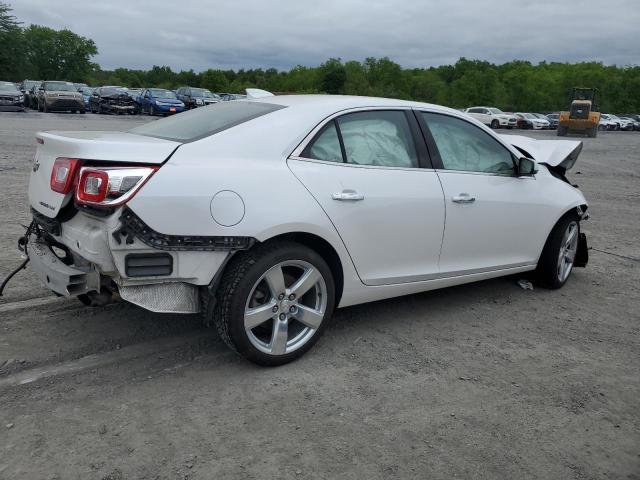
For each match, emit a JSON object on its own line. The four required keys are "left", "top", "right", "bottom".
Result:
{"left": 332, "top": 190, "right": 364, "bottom": 201}
{"left": 452, "top": 193, "right": 476, "bottom": 204}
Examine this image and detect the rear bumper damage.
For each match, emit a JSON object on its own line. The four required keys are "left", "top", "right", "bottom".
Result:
{"left": 23, "top": 208, "right": 254, "bottom": 313}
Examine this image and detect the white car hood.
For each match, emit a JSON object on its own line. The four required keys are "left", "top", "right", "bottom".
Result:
{"left": 501, "top": 135, "right": 583, "bottom": 170}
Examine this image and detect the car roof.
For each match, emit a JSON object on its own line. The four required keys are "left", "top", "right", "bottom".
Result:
{"left": 250, "top": 94, "right": 460, "bottom": 117}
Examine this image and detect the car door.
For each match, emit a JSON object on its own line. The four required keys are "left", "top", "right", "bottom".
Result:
{"left": 288, "top": 109, "right": 445, "bottom": 286}
{"left": 417, "top": 111, "right": 556, "bottom": 275}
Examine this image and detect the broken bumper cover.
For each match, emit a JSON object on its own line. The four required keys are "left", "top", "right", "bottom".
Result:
{"left": 26, "top": 237, "right": 100, "bottom": 296}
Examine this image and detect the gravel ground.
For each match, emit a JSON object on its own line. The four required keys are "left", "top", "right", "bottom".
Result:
{"left": 0, "top": 112, "right": 638, "bottom": 480}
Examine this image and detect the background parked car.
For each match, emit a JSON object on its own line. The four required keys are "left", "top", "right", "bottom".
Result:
{"left": 37, "top": 81, "right": 84, "bottom": 113}
{"left": 0, "top": 81, "right": 25, "bottom": 111}
{"left": 77, "top": 86, "right": 95, "bottom": 111}
{"left": 218, "top": 93, "right": 247, "bottom": 101}
{"left": 619, "top": 114, "right": 640, "bottom": 130}
{"left": 176, "top": 87, "right": 220, "bottom": 109}
{"left": 514, "top": 112, "right": 550, "bottom": 129}
{"left": 19, "top": 79, "right": 41, "bottom": 107}
{"left": 123, "top": 88, "right": 143, "bottom": 113}
{"left": 464, "top": 106, "right": 517, "bottom": 129}
{"left": 545, "top": 113, "right": 560, "bottom": 129}
{"left": 598, "top": 114, "right": 617, "bottom": 130}
{"left": 608, "top": 114, "right": 634, "bottom": 131}
{"left": 90, "top": 86, "right": 137, "bottom": 114}
{"left": 138, "top": 88, "right": 185, "bottom": 115}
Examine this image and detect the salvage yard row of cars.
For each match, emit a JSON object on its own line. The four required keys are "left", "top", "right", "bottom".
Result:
{"left": 464, "top": 106, "right": 640, "bottom": 131}
{"left": 2, "top": 80, "right": 640, "bottom": 131}
{"left": 3, "top": 80, "right": 246, "bottom": 116}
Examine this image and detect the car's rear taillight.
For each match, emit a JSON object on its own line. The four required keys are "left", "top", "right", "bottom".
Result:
{"left": 75, "top": 166, "right": 158, "bottom": 207}
{"left": 50, "top": 157, "right": 82, "bottom": 194}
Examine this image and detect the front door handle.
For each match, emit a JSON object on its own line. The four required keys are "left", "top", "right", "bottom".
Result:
{"left": 332, "top": 190, "right": 364, "bottom": 201}
{"left": 452, "top": 193, "right": 476, "bottom": 204}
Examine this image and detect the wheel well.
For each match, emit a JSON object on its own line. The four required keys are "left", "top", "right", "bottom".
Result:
{"left": 262, "top": 232, "right": 344, "bottom": 306}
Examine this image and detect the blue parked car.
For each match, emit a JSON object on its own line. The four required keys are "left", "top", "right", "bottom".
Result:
{"left": 138, "top": 88, "right": 185, "bottom": 116}
{"left": 77, "top": 86, "right": 95, "bottom": 110}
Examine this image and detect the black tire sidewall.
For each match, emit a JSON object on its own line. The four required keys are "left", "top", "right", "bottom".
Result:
{"left": 217, "top": 242, "right": 336, "bottom": 366}
{"left": 535, "top": 215, "right": 580, "bottom": 289}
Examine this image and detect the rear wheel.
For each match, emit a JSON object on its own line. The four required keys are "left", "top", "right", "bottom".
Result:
{"left": 557, "top": 126, "right": 568, "bottom": 136}
{"left": 587, "top": 126, "right": 597, "bottom": 138}
{"left": 205, "top": 241, "right": 336, "bottom": 366}
{"left": 534, "top": 215, "right": 580, "bottom": 289}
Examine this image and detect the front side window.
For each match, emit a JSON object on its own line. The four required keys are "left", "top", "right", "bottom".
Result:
{"left": 336, "top": 111, "right": 418, "bottom": 168}
{"left": 421, "top": 112, "right": 514, "bottom": 175}
{"left": 301, "top": 121, "right": 343, "bottom": 163}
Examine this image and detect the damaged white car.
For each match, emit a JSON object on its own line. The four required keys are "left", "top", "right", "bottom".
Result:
{"left": 17, "top": 95, "right": 589, "bottom": 365}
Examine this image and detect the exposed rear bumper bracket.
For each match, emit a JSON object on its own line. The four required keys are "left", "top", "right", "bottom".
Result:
{"left": 27, "top": 237, "right": 100, "bottom": 296}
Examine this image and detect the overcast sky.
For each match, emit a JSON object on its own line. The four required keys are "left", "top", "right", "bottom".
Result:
{"left": 11, "top": 0, "right": 640, "bottom": 71}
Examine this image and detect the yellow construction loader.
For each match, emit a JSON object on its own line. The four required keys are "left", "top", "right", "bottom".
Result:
{"left": 558, "top": 87, "right": 600, "bottom": 137}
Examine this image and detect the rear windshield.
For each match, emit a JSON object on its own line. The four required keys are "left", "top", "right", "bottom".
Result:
{"left": 130, "top": 101, "right": 285, "bottom": 142}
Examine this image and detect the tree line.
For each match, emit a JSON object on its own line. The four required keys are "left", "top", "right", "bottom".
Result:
{"left": 1, "top": 2, "right": 639, "bottom": 113}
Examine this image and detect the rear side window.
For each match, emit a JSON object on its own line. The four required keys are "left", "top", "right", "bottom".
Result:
{"left": 337, "top": 111, "right": 418, "bottom": 168}
{"left": 301, "top": 121, "right": 343, "bottom": 163}
{"left": 130, "top": 101, "right": 285, "bottom": 142}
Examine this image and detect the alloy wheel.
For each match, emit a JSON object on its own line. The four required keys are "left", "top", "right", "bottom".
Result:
{"left": 244, "top": 260, "right": 327, "bottom": 355}
{"left": 557, "top": 221, "right": 578, "bottom": 282}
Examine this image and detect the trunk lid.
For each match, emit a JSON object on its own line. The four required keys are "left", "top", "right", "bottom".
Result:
{"left": 29, "top": 131, "right": 180, "bottom": 218}
{"left": 501, "top": 134, "right": 583, "bottom": 170}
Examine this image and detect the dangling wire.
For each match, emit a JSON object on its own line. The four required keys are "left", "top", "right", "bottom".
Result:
{"left": 0, "top": 220, "right": 38, "bottom": 297}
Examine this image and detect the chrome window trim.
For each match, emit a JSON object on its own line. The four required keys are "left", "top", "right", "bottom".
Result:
{"left": 287, "top": 156, "right": 436, "bottom": 173}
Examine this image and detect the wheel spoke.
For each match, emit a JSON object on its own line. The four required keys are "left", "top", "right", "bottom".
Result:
{"left": 565, "top": 225, "right": 577, "bottom": 248}
{"left": 294, "top": 304, "right": 324, "bottom": 329}
{"left": 269, "top": 319, "right": 288, "bottom": 355}
{"left": 289, "top": 267, "right": 320, "bottom": 298}
{"left": 264, "top": 265, "right": 286, "bottom": 297}
{"left": 244, "top": 301, "right": 277, "bottom": 330}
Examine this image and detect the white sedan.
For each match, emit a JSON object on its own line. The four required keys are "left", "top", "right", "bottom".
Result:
{"left": 21, "top": 95, "right": 589, "bottom": 365}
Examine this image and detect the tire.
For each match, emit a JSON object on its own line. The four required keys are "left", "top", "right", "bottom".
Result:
{"left": 490, "top": 120, "right": 499, "bottom": 129}
{"left": 534, "top": 214, "right": 580, "bottom": 289}
{"left": 42, "top": 101, "right": 48, "bottom": 113}
{"left": 79, "top": 109, "right": 86, "bottom": 114}
{"left": 150, "top": 105, "right": 155, "bottom": 116}
{"left": 587, "top": 126, "right": 597, "bottom": 138}
{"left": 557, "top": 126, "right": 568, "bottom": 136}
{"left": 205, "top": 240, "right": 336, "bottom": 366}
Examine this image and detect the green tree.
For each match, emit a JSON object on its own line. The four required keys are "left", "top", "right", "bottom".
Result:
{"left": 0, "top": 2, "right": 23, "bottom": 80}
{"left": 22, "top": 25, "right": 97, "bottom": 81}
{"left": 319, "top": 58, "right": 346, "bottom": 94}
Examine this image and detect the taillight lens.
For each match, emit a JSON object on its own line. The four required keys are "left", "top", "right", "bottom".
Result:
{"left": 75, "top": 166, "right": 158, "bottom": 207}
{"left": 50, "top": 157, "right": 81, "bottom": 194}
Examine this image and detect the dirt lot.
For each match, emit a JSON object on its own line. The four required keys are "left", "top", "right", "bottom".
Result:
{"left": 0, "top": 112, "right": 638, "bottom": 480}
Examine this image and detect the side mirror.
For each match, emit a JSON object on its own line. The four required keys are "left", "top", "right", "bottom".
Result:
{"left": 518, "top": 157, "right": 538, "bottom": 177}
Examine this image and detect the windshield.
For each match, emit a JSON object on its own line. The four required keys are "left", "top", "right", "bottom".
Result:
{"left": 488, "top": 108, "right": 503, "bottom": 114}
{"left": 149, "top": 89, "right": 177, "bottom": 99}
{"left": 44, "top": 82, "right": 76, "bottom": 92}
{"left": 23, "top": 81, "right": 39, "bottom": 90}
{"left": 0, "top": 82, "right": 18, "bottom": 92}
{"left": 130, "top": 101, "right": 285, "bottom": 142}
{"left": 523, "top": 113, "right": 537, "bottom": 119}
{"left": 191, "top": 88, "right": 218, "bottom": 98}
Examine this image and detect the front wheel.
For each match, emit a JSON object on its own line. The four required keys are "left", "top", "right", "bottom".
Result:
{"left": 534, "top": 215, "right": 580, "bottom": 289}
{"left": 490, "top": 120, "right": 499, "bottom": 129}
{"left": 206, "top": 241, "right": 336, "bottom": 366}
